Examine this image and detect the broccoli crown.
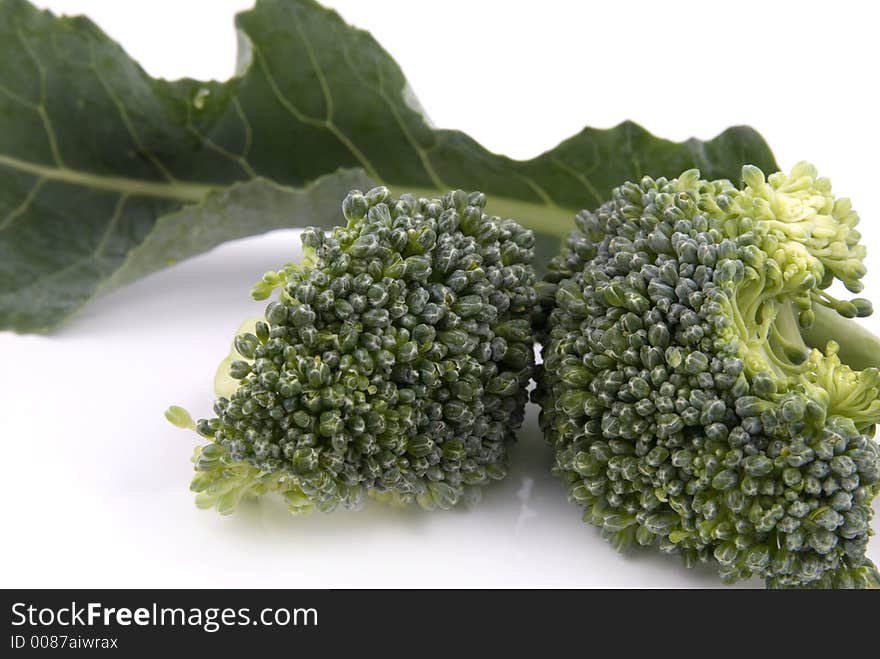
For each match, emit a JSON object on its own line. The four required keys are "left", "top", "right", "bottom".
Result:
{"left": 537, "top": 163, "right": 880, "bottom": 588}
{"left": 174, "top": 187, "right": 536, "bottom": 515}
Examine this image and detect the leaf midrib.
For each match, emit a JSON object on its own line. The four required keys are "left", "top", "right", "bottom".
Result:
{"left": 0, "top": 153, "right": 214, "bottom": 202}
{"left": 0, "top": 153, "right": 577, "bottom": 239}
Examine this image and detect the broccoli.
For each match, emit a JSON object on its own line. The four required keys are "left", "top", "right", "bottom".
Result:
{"left": 168, "top": 187, "right": 537, "bottom": 515}
{"left": 535, "top": 163, "right": 880, "bottom": 588}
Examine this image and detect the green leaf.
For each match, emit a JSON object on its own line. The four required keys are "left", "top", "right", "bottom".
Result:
{"left": 100, "top": 171, "right": 373, "bottom": 293}
{"left": 0, "top": 0, "right": 777, "bottom": 333}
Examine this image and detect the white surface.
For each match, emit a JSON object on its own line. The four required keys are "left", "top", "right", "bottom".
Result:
{"left": 1, "top": 1, "right": 878, "bottom": 588}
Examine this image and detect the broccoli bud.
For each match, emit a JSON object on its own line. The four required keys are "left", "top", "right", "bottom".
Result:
{"left": 537, "top": 163, "right": 880, "bottom": 588}
{"left": 171, "top": 187, "right": 537, "bottom": 515}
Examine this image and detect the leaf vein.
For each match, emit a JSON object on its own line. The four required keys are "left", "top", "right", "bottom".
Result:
{"left": 550, "top": 157, "right": 603, "bottom": 207}
{"left": 332, "top": 25, "right": 444, "bottom": 190}
{"left": 253, "top": 43, "right": 380, "bottom": 181}
{"left": 15, "top": 25, "right": 66, "bottom": 168}
{"left": 88, "top": 44, "right": 177, "bottom": 184}
{"left": 0, "top": 81, "right": 37, "bottom": 109}
{"left": 232, "top": 97, "right": 254, "bottom": 160}
{"left": 293, "top": 16, "right": 334, "bottom": 123}
{"left": 184, "top": 97, "right": 256, "bottom": 180}
{"left": 94, "top": 194, "right": 128, "bottom": 257}
{"left": 0, "top": 176, "right": 46, "bottom": 231}
{"left": 514, "top": 173, "right": 557, "bottom": 209}
{"left": 3, "top": 195, "right": 124, "bottom": 297}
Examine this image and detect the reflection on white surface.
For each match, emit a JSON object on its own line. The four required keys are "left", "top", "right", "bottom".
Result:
{"left": 514, "top": 477, "right": 538, "bottom": 538}
{"left": 2, "top": 229, "right": 876, "bottom": 588}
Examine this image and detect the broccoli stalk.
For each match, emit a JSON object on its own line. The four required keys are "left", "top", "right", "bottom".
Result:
{"left": 537, "top": 162, "right": 880, "bottom": 588}
{"left": 802, "top": 303, "right": 880, "bottom": 372}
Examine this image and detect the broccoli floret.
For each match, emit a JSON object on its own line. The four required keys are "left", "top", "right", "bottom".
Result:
{"left": 169, "top": 187, "right": 537, "bottom": 515}
{"left": 536, "top": 163, "right": 880, "bottom": 588}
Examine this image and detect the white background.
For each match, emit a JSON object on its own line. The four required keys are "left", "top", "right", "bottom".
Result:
{"left": 1, "top": 0, "right": 878, "bottom": 588}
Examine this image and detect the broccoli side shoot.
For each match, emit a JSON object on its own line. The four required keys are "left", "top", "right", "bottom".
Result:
{"left": 537, "top": 163, "right": 880, "bottom": 588}
{"left": 170, "top": 187, "right": 537, "bottom": 515}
